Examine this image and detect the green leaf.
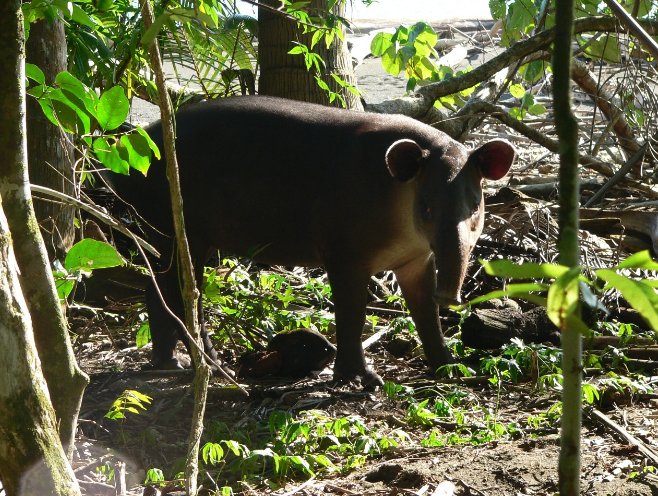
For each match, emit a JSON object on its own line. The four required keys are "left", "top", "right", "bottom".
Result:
{"left": 25, "top": 63, "right": 45, "bottom": 85}
{"left": 54, "top": 271, "right": 76, "bottom": 301}
{"left": 120, "top": 133, "right": 152, "bottom": 174}
{"left": 136, "top": 127, "right": 161, "bottom": 160}
{"left": 583, "top": 34, "right": 621, "bottom": 63}
{"left": 382, "top": 45, "right": 402, "bottom": 75}
{"left": 509, "top": 83, "right": 526, "bottom": 99}
{"left": 597, "top": 269, "right": 658, "bottom": 331}
{"left": 370, "top": 32, "right": 393, "bottom": 57}
{"left": 97, "top": 86, "right": 129, "bottom": 131}
{"left": 483, "top": 259, "right": 569, "bottom": 279}
{"left": 64, "top": 239, "right": 124, "bottom": 272}
{"left": 93, "top": 137, "right": 130, "bottom": 175}
{"left": 136, "top": 322, "right": 151, "bottom": 348}
{"left": 614, "top": 250, "right": 658, "bottom": 270}
{"left": 55, "top": 71, "right": 97, "bottom": 110}
{"left": 49, "top": 90, "right": 91, "bottom": 134}
{"left": 528, "top": 103, "right": 547, "bottom": 115}
{"left": 546, "top": 267, "right": 581, "bottom": 330}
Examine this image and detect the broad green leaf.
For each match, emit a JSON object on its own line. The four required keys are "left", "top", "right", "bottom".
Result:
{"left": 483, "top": 259, "right": 569, "bottom": 279}
{"left": 528, "top": 103, "right": 547, "bottom": 115}
{"left": 520, "top": 60, "right": 550, "bottom": 84}
{"left": 55, "top": 71, "right": 98, "bottom": 120}
{"left": 613, "top": 250, "right": 658, "bottom": 270}
{"left": 25, "top": 63, "right": 45, "bottom": 85}
{"left": 465, "top": 282, "right": 549, "bottom": 306}
{"left": 64, "top": 239, "right": 124, "bottom": 272}
{"left": 382, "top": 45, "right": 402, "bottom": 75}
{"left": 489, "top": 0, "right": 506, "bottom": 19}
{"left": 120, "top": 133, "right": 152, "bottom": 174}
{"left": 546, "top": 267, "right": 581, "bottom": 330}
{"left": 54, "top": 271, "right": 75, "bottom": 301}
{"left": 93, "top": 137, "right": 130, "bottom": 175}
{"left": 370, "top": 32, "right": 393, "bottom": 57}
{"left": 97, "top": 86, "right": 129, "bottom": 131}
{"left": 583, "top": 34, "right": 621, "bottom": 63}
{"left": 509, "top": 83, "right": 525, "bottom": 99}
{"left": 597, "top": 269, "right": 658, "bottom": 331}
{"left": 136, "top": 127, "right": 161, "bottom": 160}
{"left": 47, "top": 91, "right": 90, "bottom": 134}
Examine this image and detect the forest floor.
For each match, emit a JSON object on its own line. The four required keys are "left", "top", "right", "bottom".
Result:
{"left": 64, "top": 16, "right": 658, "bottom": 496}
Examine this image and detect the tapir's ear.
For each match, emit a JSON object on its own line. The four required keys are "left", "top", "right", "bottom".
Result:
{"left": 468, "top": 139, "right": 515, "bottom": 180}
{"left": 385, "top": 139, "right": 429, "bottom": 182}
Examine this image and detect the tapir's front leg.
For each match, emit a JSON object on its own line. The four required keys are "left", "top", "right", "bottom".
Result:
{"left": 326, "top": 265, "right": 384, "bottom": 388}
{"left": 394, "top": 255, "right": 454, "bottom": 372}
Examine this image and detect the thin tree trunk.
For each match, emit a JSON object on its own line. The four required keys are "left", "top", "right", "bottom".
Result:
{"left": 26, "top": 17, "right": 76, "bottom": 261}
{"left": 553, "top": 0, "right": 582, "bottom": 493}
{"left": 1, "top": 5, "right": 88, "bottom": 462}
{"left": 0, "top": 3, "right": 81, "bottom": 495}
{"left": 140, "top": 1, "right": 210, "bottom": 494}
{"left": 258, "top": 0, "right": 363, "bottom": 109}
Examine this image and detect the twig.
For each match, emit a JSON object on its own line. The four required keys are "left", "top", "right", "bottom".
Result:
{"left": 584, "top": 143, "right": 648, "bottom": 207}
{"left": 30, "top": 184, "right": 160, "bottom": 257}
{"left": 362, "top": 328, "right": 388, "bottom": 350}
{"left": 280, "top": 477, "right": 316, "bottom": 496}
{"left": 604, "top": 0, "right": 658, "bottom": 59}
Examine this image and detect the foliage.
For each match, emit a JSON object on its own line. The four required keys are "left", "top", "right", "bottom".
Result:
{"left": 196, "top": 409, "right": 408, "bottom": 489}
{"left": 202, "top": 258, "right": 334, "bottom": 349}
{"left": 468, "top": 251, "right": 658, "bottom": 340}
{"left": 284, "top": 0, "right": 361, "bottom": 106}
{"left": 23, "top": 0, "right": 257, "bottom": 102}
{"left": 105, "top": 389, "right": 153, "bottom": 420}
{"left": 25, "top": 64, "right": 159, "bottom": 176}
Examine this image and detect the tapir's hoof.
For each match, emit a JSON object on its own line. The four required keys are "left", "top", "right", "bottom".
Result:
{"left": 333, "top": 368, "right": 384, "bottom": 391}
{"left": 428, "top": 353, "right": 456, "bottom": 375}
{"left": 145, "top": 356, "right": 186, "bottom": 370}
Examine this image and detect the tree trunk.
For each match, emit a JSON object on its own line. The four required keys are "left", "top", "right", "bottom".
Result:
{"left": 258, "top": 0, "right": 363, "bottom": 110}
{"left": 0, "top": 3, "right": 88, "bottom": 461}
{"left": 26, "top": 17, "right": 75, "bottom": 262}
{"left": 0, "top": 3, "right": 81, "bottom": 495}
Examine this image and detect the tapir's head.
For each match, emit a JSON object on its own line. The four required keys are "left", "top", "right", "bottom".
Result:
{"left": 385, "top": 137, "right": 515, "bottom": 306}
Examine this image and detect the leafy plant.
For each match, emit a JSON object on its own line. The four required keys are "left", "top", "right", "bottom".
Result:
{"left": 203, "top": 259, "right": 334, "bottom": 349}
{"left": 24, "top": 65, "right": 159, "bottom": 175}
{"left": 105, "top": 389, "right": 153, "bottom": 420}
{"left": 199, "top": 409, "right": 408, "bottom": 488}
{"left": 284, "top": 1, "right": 361, "bottom": 106}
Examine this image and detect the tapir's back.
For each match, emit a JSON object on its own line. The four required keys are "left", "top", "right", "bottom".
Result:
{"left": 110, "top": 96, "right": 455, "bottom": 266}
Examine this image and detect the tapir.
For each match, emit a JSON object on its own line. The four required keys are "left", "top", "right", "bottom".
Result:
{"left": 106, "top": 96, "right": 515, "bottom": 387}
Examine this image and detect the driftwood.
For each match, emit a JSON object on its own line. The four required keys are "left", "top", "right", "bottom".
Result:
{"left": 462, "top": 299, "right": 652, "bottom": 351}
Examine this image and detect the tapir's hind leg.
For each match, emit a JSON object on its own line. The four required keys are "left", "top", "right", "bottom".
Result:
{"left": 146, "top": 265, "right": 185, "bottom": 369}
